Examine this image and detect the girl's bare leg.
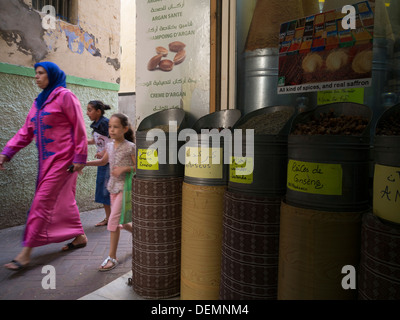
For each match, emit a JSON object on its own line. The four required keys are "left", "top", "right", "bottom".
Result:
{"left": 99, "top": 229, "right": 120, "bottom": 270}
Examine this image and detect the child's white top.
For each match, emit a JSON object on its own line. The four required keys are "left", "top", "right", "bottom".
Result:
{"left": 106, "top": 139, "right": 136, "bottom": 194}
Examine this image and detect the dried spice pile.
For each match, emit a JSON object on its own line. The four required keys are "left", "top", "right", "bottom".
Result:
{"left": 292, "top": 109, "right": 369, "bottom": 136}
{"left": 238, "top": 110, "right": 293, "bottom": 135}
{"left": 376, "top": 111, "right": 400, "bottom": 136}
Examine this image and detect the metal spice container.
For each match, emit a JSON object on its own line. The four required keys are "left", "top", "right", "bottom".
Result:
{"left": 229, "top": 106, "right": 296, "bottom": 197}
{"left": 237, "top": 109, "right": 294, "bottom": 135}
{"left": 286, "top": 103, "right": 372, "bottom": 212}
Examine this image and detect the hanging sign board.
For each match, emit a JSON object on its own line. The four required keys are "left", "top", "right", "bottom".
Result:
{"left": 136, "top": 0, "right": 210, "bottom": 128}
{"left": 277, "top": 1, "right": 374, "bottom": 94}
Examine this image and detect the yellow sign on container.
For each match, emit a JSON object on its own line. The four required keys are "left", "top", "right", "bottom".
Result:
{"left": 185, "top": 147, "right": 223, "bottom": 179}
{"left": 373, "top": 164, "right": 400, "bottom": 224}
{"left": 229, "top": 157, "right": 254, "bottom": 184}
{"left": 137, "top": 149, "right": 159, "bottom": 171}
{"left": 287, "top": 159, "right": 343, "bottom": 195}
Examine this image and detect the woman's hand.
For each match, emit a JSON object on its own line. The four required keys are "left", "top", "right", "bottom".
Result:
{"left": 0, "top": 155, "right": 10, "bottom": 170}
{"left": 72, "top": 163, "right": 85, "bottom": 174}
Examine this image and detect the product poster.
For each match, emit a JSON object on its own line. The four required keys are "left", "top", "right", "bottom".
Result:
{"left": 278, "top": 1, "right": 374, "bottom": 94}
{"left": 136, "top": 0, "right": 210, "bottom": 128}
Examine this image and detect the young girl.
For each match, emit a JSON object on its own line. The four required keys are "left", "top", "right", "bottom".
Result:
{"left": 86, "top": 100, "right": 111, "bottom": 227}
{"left": 85, "top": 113, "right": 136, "bottom": 271}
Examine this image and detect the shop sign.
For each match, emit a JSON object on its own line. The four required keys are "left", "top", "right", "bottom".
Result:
{"left": 278, "top": 1, "right": 374, "bottom": 94}
{"left": 136, "top": 0, "right": 210, "bottom": 128}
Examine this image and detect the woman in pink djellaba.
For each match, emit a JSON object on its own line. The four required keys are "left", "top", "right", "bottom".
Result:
{"left": 0, "top": 62, "right": 88, "bottom": 271}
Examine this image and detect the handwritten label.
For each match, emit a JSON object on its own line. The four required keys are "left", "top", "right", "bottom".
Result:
{"left": 185, "top": 147, "right": 223, "bottom": 179}
{"left": 373, "top": 164, "right": 400, "bottom": 223}
{"left": 137, "top": 149, "right": 159, "bottom": 171}
{"left": 317, "top": 88, "right": 364, "bottom": 105}
{"left": 287, "top": 160, "right": 343, "bottom": 195}
{"left": 229, "top": 157, "right": 253, "bottom": 184}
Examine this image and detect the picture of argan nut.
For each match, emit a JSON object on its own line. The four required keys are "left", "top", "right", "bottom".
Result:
{"left": 173, "top": 49, "right": 186, "bottom": 65}
{"left": 169, "top": 41, "right": 186, "bottom": 52}
{"left": 302, "top": 52, "right": 323, "bottom": 73}
{"left": 326, "top": 49, "right": 349, "bottom": 71}
{"left": 147, "top": 54, "right": 163, "bottom": 71}
{"left": 156, "top": 46, "right": 169, "bottom": 57}
{"left": 159, "top": 59, "right": 174, "bottom": 72}
{"left": 352, "top": 50, "right": 372, "bottom": 74}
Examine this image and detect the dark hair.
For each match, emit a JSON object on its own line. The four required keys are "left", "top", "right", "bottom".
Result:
{"left": 111, "top": 113, "right": 135, "bottom": 142}
{"left": 88, "top": 100, "right": 111, "bottom": 115}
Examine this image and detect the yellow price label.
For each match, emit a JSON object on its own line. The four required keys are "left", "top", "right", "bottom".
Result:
{"left": 317, "top": 88, "right": 364, "bottom": 105}
{"left": 373, "top": 164, "right": 400, "bottom": 223}
{"left": 229, "top": 157, "right": 253, "bottom": 184}
{"left": 184, "top": 147, "right": 223, "bottom": 179}
{"left": 287, "top": 159, "right": 342, "bottom": 195}
{"left": 137, "top": 149, "right": 159, "bottom": 171}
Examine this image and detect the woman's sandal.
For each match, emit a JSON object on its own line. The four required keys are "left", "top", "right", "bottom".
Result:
{"left": 4, "top": 260, "right": 28, "bottom": 271}
{"left": 99, "top": 256, "right": 118, "bottom": 272}
{"left": 62, "top": 242, "right": 87, "bottom": 251}
{"left": 61, "top": 235, "right": 87, "bottom": 251}
{"left": 95, "top": 218, "right": 108, "bottom": 227}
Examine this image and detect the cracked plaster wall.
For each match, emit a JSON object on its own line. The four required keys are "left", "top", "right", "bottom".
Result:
{"left": 0, "top": 73, "right": 118, "bottom": 229}
{"left": 0, "top": 0, "right": 120, "bottom": 84}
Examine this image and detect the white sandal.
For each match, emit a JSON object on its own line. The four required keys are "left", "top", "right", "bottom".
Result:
{"left": 99, "top": 256, "right": 118, "bottom": 272}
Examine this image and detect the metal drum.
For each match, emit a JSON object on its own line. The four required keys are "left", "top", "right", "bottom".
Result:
{"left": 228, "top": 105, "right": 296, "bottom": 197}
{"left": 238, "top": 48, "right": 299, "bottom": 115}
{"left": 286, "top": 103, "right": 372, "bottom": 212}
{"left": 373, "top": 104, "right": 400, "bottom": 224}
{"left": 184, "top": 109, "right": 241, "bottom": 186}
{"left": 136, "top": 108, "right": 186, "bottom": 179}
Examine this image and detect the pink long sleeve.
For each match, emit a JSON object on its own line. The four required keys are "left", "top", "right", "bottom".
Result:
{"left": 1, "top": 105, "right": 36, "bottom": 160}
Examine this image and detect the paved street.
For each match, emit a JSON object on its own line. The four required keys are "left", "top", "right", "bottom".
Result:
{"left": 0, "top": 208, "right": 133, "bottom": 300}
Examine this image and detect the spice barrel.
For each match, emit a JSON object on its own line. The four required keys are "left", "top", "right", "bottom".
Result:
{"left": 278, "top": 103, "right": 371, "bottom": 300}
{"left": 373, "top": 104, "right": 400, "bottom": 224}
{"left": 228, "top": 105, "right": 295, "bottom": 197}
{"left": 136, "top": 108, "right": 186, "bottom": 179}
{"left": 180, "top": 110, "right": 240, "bottom": 300}
{"left": 286, "top": 103, "right": 372, "bottom": 212}
{"left": 184, "top": 109, "right": 241, "bottom": 186}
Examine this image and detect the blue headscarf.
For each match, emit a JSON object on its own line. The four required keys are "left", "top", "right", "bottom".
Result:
{"left": 34, "top": 62, "right": 67, "bottom": 109}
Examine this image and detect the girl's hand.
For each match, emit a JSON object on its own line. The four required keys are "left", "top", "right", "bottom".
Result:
{"left": 0, "top": 155, "right": 10, "bottom": 171}
{"left": 111, "top": 167, "right": 125, "bottom": 178}
{"left": 95, "top": 150, "right": 105, "bottom": 159}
